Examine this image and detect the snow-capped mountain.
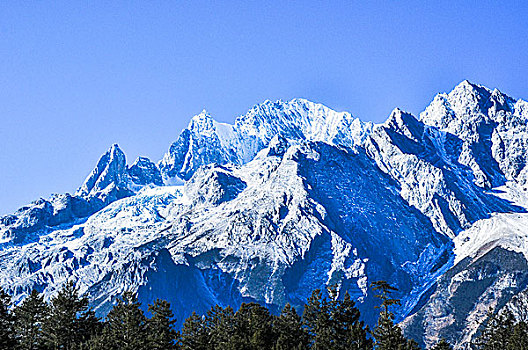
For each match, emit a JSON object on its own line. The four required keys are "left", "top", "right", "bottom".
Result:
{"left": 159, "top": 99, "right": 373, "bottom": 181}
{"left": 1, "top": 81, "right": 528, "bottom": 348}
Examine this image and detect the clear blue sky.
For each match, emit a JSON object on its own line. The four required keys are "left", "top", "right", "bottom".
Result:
{"left": 1, "top": 1, "right": 528, "bottom": 215}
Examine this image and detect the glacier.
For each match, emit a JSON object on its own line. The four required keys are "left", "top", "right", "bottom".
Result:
{"left": 1, "top": 80, "right": 528, "bottom": 348}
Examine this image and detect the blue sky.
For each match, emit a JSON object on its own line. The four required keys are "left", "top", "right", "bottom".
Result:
{"left": 1, "top": 1, "right": 528, "bottom": 214}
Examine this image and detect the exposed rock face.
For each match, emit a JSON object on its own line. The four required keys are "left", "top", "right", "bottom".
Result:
{"left": 158, "top": 100, "right": 373, "bottom": 181}
{"left": 420, "top": 80, "right": 528, "bottom": 189}
{"left": 401, "top": 247, "right": 528, "bottom": 349}
{"left": 0, "top": 144, "right": 162, "bottom": 244}
{"left": 77, "top": 144, "right": 132, "bottom": 202}
{"left": 127, "top": 156, "right": 164, "bottom": 187}
{"left": 1, "top": 81, "right": 528, "bottom": 347}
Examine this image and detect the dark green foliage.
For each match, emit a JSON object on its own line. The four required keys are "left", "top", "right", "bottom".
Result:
{"left": 302, "top": 289, "right": 332, "bottom": 349}
{"left": 371, "top": 281, "right": 401, "bottom": 315}
{"left": 475, "top": 309, "right": 516, "bottom": 350}
{"left": 102, "top": 291, "right": 149, "bottom": 350}
{"left": 508, "top": 321, "right": 528, "bottom": 350}
{"left": 227, "top": 302, "right": 275, "bottom": 350}
{"left": 180, "top": 311, "right": 209, "bottom": 350}
{"left": 13, "top": 290, "right": 48, "bottom": 350}
{"left": 82, "top": 334, "right": 106, "bottom": 350}
{"left": 347, "top": 320, "right": 373, "bottom": 350}
{"left": 332, "top": 291, "right": 372, "bottom": 350}
{"left": 370, "top": 280, "right": 410, "bottom": 350}
{"left": 475, "top": 308, "right": 528, "bottom": 350}
{"left": 41, "top": 281, "right": 95, "bottom": 350}
{"left": 432, "top": 338, "right": 453, "bottom": 350}
{"left": 302, "top": 287, "right": 372, "bottom": 350}
{"left": 77, "top": 309, "right": 102, "bottom": 349}
{"left": 404, "top": 339, "right": 421, "bottom": 350}
{"left": 147, "top": 299, "right": 178, "bottom": 350}
{"left": 8, "top": 280, "right": 528, "bottom": 350}
{"left": 274, "top": 303, "right": 307, "bottom": 350}
{"left": 0, "top": 289, "right": 16, "bottom": 349}
{"left": 205, "top": 305, "right": 235, "bottom": 349}
{"left": 372, "top": 310, "right": 408, "bottom": 350}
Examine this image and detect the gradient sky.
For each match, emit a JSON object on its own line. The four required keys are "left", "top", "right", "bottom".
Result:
{"left": 1, "top": 1, "right": 528, "bottom": 215}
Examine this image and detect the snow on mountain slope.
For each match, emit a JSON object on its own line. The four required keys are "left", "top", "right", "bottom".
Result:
{"left": 0, "top": 136, "right": 450, "bottom": 326}
{"left": 162, "top": 138, "right": 450, "bottom": 323}
{"left": 364, "top": 107, "right": 523, "bottom": 239}
{"left": 401, "top": 183, "right": 528, "bottom": 349}
{"left": 420, "top": 80, "right": 528, "bottom": 189}
{"left": 159, "top": 99, "right": 373, "bottom": 181}
{"left": 400, "top": 81, "right": 528, "bottom": 348}
{"left": 454, "top": 182, "right": 528, "bottom": 264}
{"left": 1, "top": 82, "right": 528, "bottom": 347}
{"left": 401, "top": 246, "right": 528, "bottom": 349}
{"left": 0, "top": 144, "right": 162, "bottom": 245}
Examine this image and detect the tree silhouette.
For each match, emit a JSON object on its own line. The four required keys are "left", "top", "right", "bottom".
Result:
{"left": 14, "top": 290, "right": 48, "bottom": 350}
{"left": 0, "top": 289, "right": 16, "bottom": 349}
{"left": 147, "top": 299, "right": 178, "bottom": 350}
{"left": 370, "top": 280, "right": 410, "bottom": 350}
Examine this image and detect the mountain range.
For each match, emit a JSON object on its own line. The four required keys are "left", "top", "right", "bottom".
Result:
{"left": 1, "top": 80, "right": 528, "bottom": 348}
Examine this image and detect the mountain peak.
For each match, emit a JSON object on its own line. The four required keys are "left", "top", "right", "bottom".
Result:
{"left": 109, "top": 143, "right": 122, "bottom": 153}
{"left": 190, "top": 109, "right": 213, "bottom": 123}
{"left": 4, "top": 81, "right": 528, "bottom": 349}
{"left": 452, "top": 79, "right": 492, "bottom": 95}
{"left": 446, "top": 80, "right": 489, "bottom": 105}
{"left": 128, "top": 156, "right": 163, "bottom": 186}
{"left": 385, "top": 108, "right": 417, "bottom": 127}
{"left": 187, "top": 109, "right": 216, "bottom": 133}
{"left": 76, "top": 144, "right": 130, "bottom": 202}
{"left": 456, "top": 79, "right": 480, "bottom": 89}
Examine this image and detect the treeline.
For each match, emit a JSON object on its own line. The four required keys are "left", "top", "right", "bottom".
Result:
{"left": 0, "top": 280, "right": 526, "bottom": 350}
{"left": 475, "top": 309, "right": 528, "bottom": 350}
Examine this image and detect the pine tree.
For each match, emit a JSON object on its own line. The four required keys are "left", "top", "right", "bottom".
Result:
{"left": 332, "top": 291, "right": 372, "bottom": 350}
{"left": 476, "top": 309, "right": 515, "bottom": 350}
{"left": 0, "top": 289, "right": 16, "bottom": 349}
{"left": 147, "top": 299, "right": 178, "bottom": 350}
{"left": 404, "top": 339, "right": 421, "bottom": 350}
{"left": 370, "top": 281, "right": 408, "bottom": 350}
{"left": 507, "top": 321, "right": 528, "bottom": 350}
{"left": 302, "top": 289, "right": 333, "bottom": 350}
{"left": 346, "top": 320, "right": 373, "bottom": 350}
{"left": 432, "top": 338, "right": 453, "bottom": 350}
{"left": 372, "top": 310, "right": 408, "bottom": 350}
{"left": 78, "top": 309, "right": 103, "bottom": 349}
{"left": 273, "top": 303, "right": 307, "bottom": 350}
{"left": 370, "top": 281, "right": 401, "bottom": 318}
{"left": 13, "top": 289, "right": 48, "bottom": 350}
{"left": 42, "top": 281, "right": 93, "bottom": 350}
{"left": 82, "top": 333, "right": 107, "bottom": 350}
{"left": 205, "top": 305, "right": 235, "bottom": 350}
{"left": 179, "top": 311, "right": 208, "bottom": 350}
{"left": 103, "top": 291, "right": 149, "bottom": 350}
{"left": 302, "top": 286, "right": 372, "bottom": 350}
{"left": 227, "top": 302, "right": 275, "bottom": 350}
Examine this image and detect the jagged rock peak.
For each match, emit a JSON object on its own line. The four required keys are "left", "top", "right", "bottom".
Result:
{"left": 76, "top": 144, "right": 164, "bottom": 205}
{"left": 420, "top": 80, "right": 518, "bottom": 130}
{"left": 187, "top": 109, "right": 217, "bottom": 133}
{"left": 128, "top": 157, "right": 163, "bottom": 186}
{"left": 385, "top": 108, "right": 417, "bottom": 127}
{"left": 77, "top": 144, "right": 128, "bottom": 199}
{"left": 264, "top": 134, "right": 289, "bottom": 157}
{"left": 159, "top": 98, "right": 373, "bottom": 182}
{"left": 4, "top": 81, "right": 528, "bottom": 348}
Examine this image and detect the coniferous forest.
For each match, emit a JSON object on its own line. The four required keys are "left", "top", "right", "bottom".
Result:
{"left": 0, "top": 281, "right": 526, "bottom": 350}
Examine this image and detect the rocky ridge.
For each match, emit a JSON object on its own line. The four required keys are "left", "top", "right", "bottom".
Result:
{"left": 1, "top": 81, "right": 528, "bottom": 348}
